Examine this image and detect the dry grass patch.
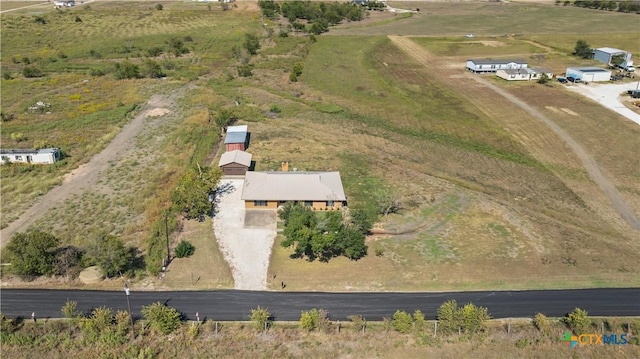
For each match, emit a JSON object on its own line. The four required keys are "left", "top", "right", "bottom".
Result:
{"left": 158, "top": 217, "right": 233, "bottom": 290}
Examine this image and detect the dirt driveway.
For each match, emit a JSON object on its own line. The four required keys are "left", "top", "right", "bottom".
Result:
{"left": 567, "top": 82, "right": 640, "bottom": 126}
{"left": 213, "top": 178, "right": 277, "bottom": 290}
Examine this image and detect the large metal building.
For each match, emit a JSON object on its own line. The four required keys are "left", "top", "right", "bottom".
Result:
{"left": 565, "top": 67, "right": 612, "bottom": 82}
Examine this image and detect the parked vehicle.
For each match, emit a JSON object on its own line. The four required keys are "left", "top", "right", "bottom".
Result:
{"left": 557, "top": 77, "right": 568, "bottom": 84}
{"left": 566, "top": 76, "right": 576, "bottom": 83}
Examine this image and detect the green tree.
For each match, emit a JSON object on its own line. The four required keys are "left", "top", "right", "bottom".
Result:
{"left": 212, "top": 108, "right": 234, "bottom": 134}
{"left": 437, "top": 299, "right": 461, "bottom": 334}
{"left": 574, "top": 40, "right": 592, "bottom": 59}
{"left": 141, "top": 302, "right": 182, "bottom": 334}
{"left": 300, "top": 309, "right": 320, "bottom": 332}
{"left": 171, "top": 164, "right": 222, "bottom": 219}
{"left": 155, "top": 3, "right": 163, "bottom": 10}
{"left": 392, "top": 310, "right": 413, "bottom": 334}
{"left": 174, "top": 240, "right": 195, "bottom": 258}
{"left": 244, "top": 33, "right": 261, "bottom": 55}
{"left": 250, "top": 306, "right": 271, "bottom": 332}
{"left": 564, "top": 307, "right": 592, "bottom": 335}
{"left": 5, "top": 230, "right": 60, "bottom": 276}
{"left": 460, "top": 303, "right": 490, "bottom": 334}
{"left": 413, "top": 310, "right": 426, "bottom": 332}
{"left": 89, "top": 235, "right": 134, "bottom": 278}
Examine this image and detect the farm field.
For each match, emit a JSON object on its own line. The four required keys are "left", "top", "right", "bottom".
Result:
{"left": 1, "top": 0, "right": 639, "bottom": 295}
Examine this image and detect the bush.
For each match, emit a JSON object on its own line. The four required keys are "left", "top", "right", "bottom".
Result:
{"left": 146, "top": 46, "right": 164, "bottom": 57}
{"left": 22, "top": 66, "right": 43, "bottom": 78}
{"left": 348, "top": 315, "right": 366, "bottom": 333}
{"left": 250, "top": 306, "right": 271, "bottom": 332}
{"left": 114, "top": 61, "right": 140, "bottom": 79}
{"left": 88, "top": 235, "right": 134, "bottom": 278}
{"left": 155, "top": 3, "right": 163, "bottom": 10}
{"left": 5, "top": 230, "right": 60, "bottom": 276}
{"left": 244, "top": 33, "right": 261, "bottom": 55}
{"left": 533, "top": 313, "right": 550, "bottom": 333}
{"left": 564, "top": 308, "right": 592, "bottom": 335}
{"left": 237, "top": 64, "right": 253, "bottom": 77}
{"left": 141, "top": 302, "right": 182, "bottom": 334}
{"left": 300, "top": 308, "right": 329, "bottom": 332}
{"left": 174, "top": 240, "right": 195, "bottom": 258}
{"left": 413, "top": 310, "right": 426, "bottom": 331}
{"left": 392, "top": 310, "right": 413, "bottom": 334}
{"left": 516, "top": 337, "right": 531, "bottom": 348}
{"left": 141, "top": 59, "right": 164, "bottom": 78}
{"left": 61, "top": 300, "right": 80, "bottom": 318}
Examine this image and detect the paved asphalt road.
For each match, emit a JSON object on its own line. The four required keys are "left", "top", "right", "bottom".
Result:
{"left": 1, "top": 288, "right": 638, "bottom": 321}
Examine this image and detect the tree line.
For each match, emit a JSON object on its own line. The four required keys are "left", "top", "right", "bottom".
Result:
{"left": 564, "top": 0, "right": 640, "bottom": 12}
{"left": 259, "top": 0, "right": 365, "bottom": 35}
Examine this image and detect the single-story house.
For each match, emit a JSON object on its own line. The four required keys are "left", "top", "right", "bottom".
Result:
{"left": 496, "top": 67, "right": 554, "bottom": 81}
{"left": 241, "top": 171, "right": 347, "bottom": 210}
{"left": 0, "top": 148, "right": 61, "bottom": 165}
{"left": 218, "top": 150, "right": 252, "bottom": 176}
{"left": 565, "top": 67, "right": 612, "bottom": 82}
{"left": 466, "top": 58, "right": 528, "bottom": 73}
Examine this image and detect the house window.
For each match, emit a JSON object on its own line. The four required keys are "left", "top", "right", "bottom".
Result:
{"left": 1, "top": 156, "right": 8, "bottom": 161}
{"left": 304, "top": 201, "right": 313, "bottom": 207}
{"left": 326, "top": 201, "right": 335, "bottom": 207}
{"left": 510, "top": 75, "right": 515, "bottom": 79}
{"left": 491, "top": 65, "right": 496, "bottom": 69}
{"left": 15, "top": 156, "right": 22, "bottom": 161}
{"left": 254, "top": 201, "right": 267, "bottom": 207}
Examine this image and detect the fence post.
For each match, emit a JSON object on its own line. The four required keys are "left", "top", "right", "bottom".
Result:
{"left": 434, "top": 321, "right": 437, "bottom": 337}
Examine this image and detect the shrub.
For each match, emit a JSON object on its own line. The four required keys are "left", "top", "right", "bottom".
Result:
{"left": 392, "top": 310, "right": 413, "bottom": 334}
{"left": 516, "top": 337, "right": 531, "bottom": 348}
{"left": 348, "top": 315, "right": 366, "bottom": 333}
{"left": 237, "top": 64, "right": 253, "bottom": 77}
{"left": 5, "top": 230, "right": 60, "bottom": 276}
{"left": 375, "top": 248, "right": 384, "bottom": 257}
{"left": 437, "top": 300, "right": 461, "bottom": 334}
{"left": 460, "top": 303, "right": 490, "bottom": 334}
{"left": 61, "top": 300, "right": 80, "bottom": 318}
{"left": 564, "top": 308, "right": 592, "bottom": 335}
{"left": 533, "top": 313, "right": 550, "bottom": 333}
{"left": 146, "top": 46, "right": 164, "bottom": 57}
{"left": 88, "top": 235, "right": 134, "bottom": 278}
{"left": 155, "top": 3, "right": 163, "bottom": 10}
{"left": 22, "top": 66, "right": 43, "bottom": 78}
{"left": 114, "top": 61, "right": 141, "bottom": 80}
{"left": 300, "top": 308, "right": 329, "bottom": 332}
{"left": 244, "top": 33, "right": 261, "bottom": 55}
{"left": 413, "top": 310, "right": 426, "bottom": 331}
{"left": 250, "top": 306, "right": 271, "bottom": 332}
{"left": 141, "top": 302, "right": 182, "bottom": 335}
{"left": 174, "top": 240, "right": 195, "bottom": 258}
{"left": 141, "top": 59, "right": 164, "bottom": 78}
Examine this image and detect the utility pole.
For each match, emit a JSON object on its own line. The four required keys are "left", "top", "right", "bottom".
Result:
{"left": 164, "top": 211, "right": 170, "bottom": 268}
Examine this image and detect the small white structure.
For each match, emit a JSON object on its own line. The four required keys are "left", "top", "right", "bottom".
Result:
{"left": 565, "top": 67, "right": 612, "bottom": 82}
{"left": 226, "top": 125, "right": 248, "bottom": 133}
{"left": 1, "top": 148, "right": 61, "bottom": 165}
{"left": 593, "top": 47, "right": 633, "bottom": 69}
{"left": 466, "top": 58, "right": 528, "bottom": 73}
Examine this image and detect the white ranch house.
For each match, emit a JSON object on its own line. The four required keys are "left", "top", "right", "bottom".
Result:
{"left": 466, "top": 59, "right": 528, "bottom": 73}
{"left": 1, "top": 148, "right": 61, "bottom": 165}
{"left": 496, "top": 67, "right": 553, "bottom": 81}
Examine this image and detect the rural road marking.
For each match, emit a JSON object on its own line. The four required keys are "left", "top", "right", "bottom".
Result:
{"left": 388, "top": 35, "right": 640, "bottom": 232}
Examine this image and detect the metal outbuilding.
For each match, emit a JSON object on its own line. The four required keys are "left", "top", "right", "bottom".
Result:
{"left": 565, "top": 67, "right": 612, "bottom": 82}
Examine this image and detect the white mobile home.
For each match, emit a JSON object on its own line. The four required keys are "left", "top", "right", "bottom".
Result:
{"left": 565, "top": 67, "right": 612, "bottom": 82}
{"left": 1, "top": 148, "right": 61, "bottom": 165}
{"left": 466, "top": 59, "right": 528, "bottom": 73}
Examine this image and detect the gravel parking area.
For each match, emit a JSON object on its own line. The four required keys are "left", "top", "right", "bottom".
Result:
{"left": 567, "top": 82, "right": 640, "bottom": 126}
{"left": 213, "top": 178, "right": 277, "bottom": 290}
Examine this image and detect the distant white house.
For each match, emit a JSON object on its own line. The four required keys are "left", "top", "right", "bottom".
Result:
{"left": 1, "top": 148, "right": 61, "bottom": 165}
{"left": 566, "top": 67, "right": 612, "bottom": 82}
{"left": 466, "top": 58, "right": 528, "bottom": 73}
{"left": 496, "top": 67, "right": 553, "bottom": 81}
{"left": 54, "top": 0, "right": 75, "bottom": 7}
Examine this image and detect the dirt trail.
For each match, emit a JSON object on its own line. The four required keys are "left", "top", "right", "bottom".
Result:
{"left": 0, "top": 91, "right": 182, "bottom": 246}
{"left": 388, "top": 35, "right": 640, "bottom": 231}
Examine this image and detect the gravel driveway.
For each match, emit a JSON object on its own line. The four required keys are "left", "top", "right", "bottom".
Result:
{"left": 213, "top": 178, "right": 277, "bottom": 290}
{"left": 567, "top": 82, "right": 640, "bottom": 126}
